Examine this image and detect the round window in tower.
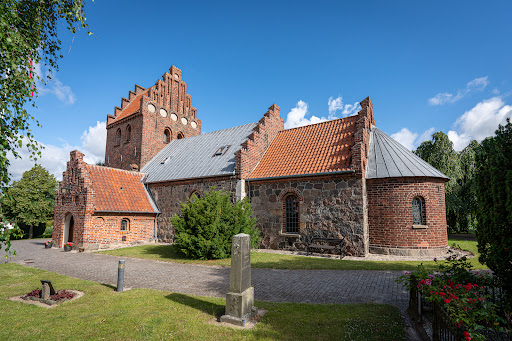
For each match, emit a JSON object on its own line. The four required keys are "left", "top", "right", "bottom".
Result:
{"left": 147, "top": 103, "right": 156, "bottom": 113}
{"left": 191, "top": 121, "right": 197, "bottom": 129}
{"left": 170, "top": 113, "right": 178, "bottom": 121}
{"left": 181, "top": 117, "right": 188, "bottom": 125}
{"left": 160, "top": 108, "right": 167, "bottom": 117}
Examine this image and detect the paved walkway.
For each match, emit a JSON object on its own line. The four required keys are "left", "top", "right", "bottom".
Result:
{"left": 2, "top": 239, "right": 418, "bottom": 339}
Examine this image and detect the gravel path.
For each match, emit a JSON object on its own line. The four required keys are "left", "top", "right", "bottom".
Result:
{"left": 3, "top": 239, "right": 419, "bottom": 339}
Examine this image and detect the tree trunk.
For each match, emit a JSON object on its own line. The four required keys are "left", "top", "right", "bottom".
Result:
{"left": 28, "top": 225, "right": 33, "bottom": 239}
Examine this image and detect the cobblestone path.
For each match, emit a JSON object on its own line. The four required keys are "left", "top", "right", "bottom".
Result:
{"left": 3, "top": 239, "right": 417, "bottom": 339}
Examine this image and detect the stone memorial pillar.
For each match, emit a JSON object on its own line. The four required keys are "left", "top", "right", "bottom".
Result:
{"left": 220, "top": 233, "right": 256, "bottom": 326}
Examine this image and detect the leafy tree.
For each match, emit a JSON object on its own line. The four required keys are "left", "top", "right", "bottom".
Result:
{"left": 0, "top": 0, "right": 90, "bottom": 254}
{"left": 1, "top": 164, "right": 58, "bottom": 239}
{"left": 171, "top": 190, "right": 261, "bottom": 260}
{"left": 475, "top": 118, "right": 512, "bottom": 294}
{"left": 457, "top": 140, "right": 479, "bottom": 232}
{"left": 415, "top": 131, "right": 462, "bottom": 230}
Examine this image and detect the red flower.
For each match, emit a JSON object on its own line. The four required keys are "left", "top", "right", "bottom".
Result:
{"left": 444, "top": 298, "right": 450, "bottom": 304}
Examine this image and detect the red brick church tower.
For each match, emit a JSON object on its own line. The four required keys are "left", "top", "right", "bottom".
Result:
{"left": 105, "top": 66, "right": 201, "bottom": 170}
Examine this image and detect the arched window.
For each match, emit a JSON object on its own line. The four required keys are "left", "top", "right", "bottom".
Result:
{"left": 177, "top": 132, "right": 184, "bottom": 139}
{"left": 115, "top": 128, "right": 122, "bottom": 146}
{"left": 284, "top": 194, "right": 299, "bottom": 233}
{"left": 120, "top": 218, "right": 129, "bottom": 231}
{"left": 189, "top": 191, "right": 201, "bottom": 202}
{"left": 164, "top": 128, "right": 171, "bottom": 144}
{"left": 412, "top": 196, "right": 426, "bottom": 225}
{"left": 125, "top": 125, "right": 131, "bottom": 142}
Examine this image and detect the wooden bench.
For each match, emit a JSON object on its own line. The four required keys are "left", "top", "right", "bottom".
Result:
{"left": 305, "top": 237, "right": 345, "bottom": 259}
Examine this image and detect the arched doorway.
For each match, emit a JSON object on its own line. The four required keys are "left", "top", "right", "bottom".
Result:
{"left": 63, "top": 213, "right": 74, "bottom": 246}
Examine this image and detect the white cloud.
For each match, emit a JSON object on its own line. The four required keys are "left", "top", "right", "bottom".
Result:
{"left": 34, "top": 63, "right": 76, "bottom": 104}
{"left": 284, "top": 101, "right": 327, "bottom": 129}
{"left": 328, "top": 96, "right": 361, "bottom": 118}
{"left": 328, "top": 97, "right": 343, "bottom": 117}
{"left": 7, "top": 121, "right": 106, "bottom": 181}
{"left": 342, "top": 102, "right": 360, "bottom": 116}
{"left": 391, "top": 127, "right": 435, "bottom": 150}
{"left": 285, "top": 97, "right": 361, "bottom": 129}
{"left": 391, "top": 128, "right": 418, "bottom": 150}
{"left": 447, "top": 97, "right": 512, "bottom": 151}
{"left": 429, "top": 76, "right": 489, "bottom": 105}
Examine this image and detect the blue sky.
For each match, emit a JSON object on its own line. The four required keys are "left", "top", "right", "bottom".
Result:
{"left": 9, "top": 0, "right": 512, "bottom": 180}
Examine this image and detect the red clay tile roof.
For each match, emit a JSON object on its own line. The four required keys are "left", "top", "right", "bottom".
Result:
{"left": 248, "top": 116, "right": 358, "bottom": 179}
{"left": 108, "top": 90, "right": 148, "bottom": 125}
{"left": 86, "top": 165, "right": 157, "bottom": 213}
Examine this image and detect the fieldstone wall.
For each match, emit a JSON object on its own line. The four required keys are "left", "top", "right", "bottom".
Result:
{"left": 249, "top": 174, "right": 367, "bottom": 256}
{"left": 148, "top": 176, "right": 237, "bottom": 242}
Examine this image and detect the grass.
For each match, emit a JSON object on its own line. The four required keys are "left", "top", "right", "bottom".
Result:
{"left": 98, "top": 238, "right": 487, "bottom": 271}
{"left": 0, "top": 263, "right": 405, "bottom": 340}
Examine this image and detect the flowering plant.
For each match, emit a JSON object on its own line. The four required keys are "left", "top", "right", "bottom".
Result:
{"left": 45, "top": 240, "right": 53, "bottom": 246}
{"left": 64, "top": 242, "right": 74, "bottom": 248}
{"left": 396, "top": 255, "right": 509, "bottom": 341}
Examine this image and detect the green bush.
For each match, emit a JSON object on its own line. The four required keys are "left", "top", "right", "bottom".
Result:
{"left": 475, "top": 118, "right": 512, "bottom": 295}
{"left": 171, "top": 190, "right": 261, "bottom": 260}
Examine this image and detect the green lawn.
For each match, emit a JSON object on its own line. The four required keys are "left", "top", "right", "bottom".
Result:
{"left": 98, "top": 238, "right": 487, "bottom": 271}
{"left": 1, "top": 263, "right": 405, "bottom": 341}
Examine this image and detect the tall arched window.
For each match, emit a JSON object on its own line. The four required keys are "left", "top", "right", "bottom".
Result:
{"left": 177, "top": 132, "right": 184, "bottom": 139}
{"left": 284, "top": 194, "right": 299, "bottom": 233}
{"left": 164, "top": 128, "right": 171, "bottom": 144}
{"left": 125, "top": 125, "right": 131, "bottom": 142}
{"left": 412, "top": 196, "right": 426, "bottom": 225}
{"left": 115, "top": 128, "right": 122, "bottom": 146}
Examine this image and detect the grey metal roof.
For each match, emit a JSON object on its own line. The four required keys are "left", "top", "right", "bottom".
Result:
{"left": 366, "top": 127, "right": 449, "bottom": 180}
{"left": 142, "top": 122, "right": 258, "bottom": 183}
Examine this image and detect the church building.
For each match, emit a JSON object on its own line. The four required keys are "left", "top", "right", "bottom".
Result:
{"left": 52, "top": 66, "right": 449, "bottom": 257}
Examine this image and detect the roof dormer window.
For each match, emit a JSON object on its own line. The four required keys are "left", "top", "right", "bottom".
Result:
{"left": 212, "top": 145, "right": 231, "bottom": 157}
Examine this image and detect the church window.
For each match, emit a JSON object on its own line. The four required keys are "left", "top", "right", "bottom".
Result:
{"left": 284, "top": 194, "right": 299, "bottom": 234}
{"left": 164, "top": 128, "right": 171, "bottom": 143}
{"left": 125, "top": 125, "right": 131, "bottom": 142}
{"left": 120, "top": 219, "right": 129, "bottom": 231}
{"left": 412, "top": 197, "right": 426, "bottom": 225}
{"left": 115, "top": 128, "right": 121, "bottom": 146}
{"left": 189, "top": 191, "right": 201, "bottom": 201}
{"left": 177, "top": 132, "right": 184, "bottom": 139}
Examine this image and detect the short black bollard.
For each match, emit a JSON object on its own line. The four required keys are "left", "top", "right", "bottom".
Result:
{"left": 117, "top": 260, "right": 125, "bottom": 292}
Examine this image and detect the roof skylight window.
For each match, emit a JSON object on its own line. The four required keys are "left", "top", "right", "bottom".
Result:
{"left": 212, "top": 145, "right": 231, "bottom": 157}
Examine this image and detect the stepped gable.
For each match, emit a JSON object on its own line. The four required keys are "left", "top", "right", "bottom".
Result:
{"left": 366, "top": 128, "right": 449, "bottom": 180}
{"left": 235, "top": 104, "right": 284, "bottom": 179}
{"left": 247, "top": 115, "right": 358, "bottom": 179}
{"left": 106, "top": 66, "right": 199, "bottom": 127}
{"left": 86, "top": 164, "right": 158, "bottom": 213}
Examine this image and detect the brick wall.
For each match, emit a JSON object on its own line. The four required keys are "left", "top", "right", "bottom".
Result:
{"left": 236, "top": 104, "right": 284, "bottom": 179}
{"left": 367, "top": 177, "right": 449, "bottom": 256}
{"left": 249, "top": 174, "right": 367, "bottom": 256}
{"left": 148, "top": 176, "right": 237, "bottom": 242}
{"left": 82, "top": 213, "right": 154, "bottom": 249}
{"left": 53, "top": 150, "right": 94, "bottom": 248}
{"left": 105, "top": 66, "right": 202, "bottom": 171}
{"left": 53, "top": 150, "right": 155, "bottom": 249}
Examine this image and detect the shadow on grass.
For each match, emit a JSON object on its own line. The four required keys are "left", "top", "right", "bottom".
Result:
{"left": 140, "top": 245, "right": 192, "bottom": 261}
{"left": 166, "top": 293, "right": 225, "bottom": 319}
{"left": 101, "top": 283, "right": 117, "bottom": 290}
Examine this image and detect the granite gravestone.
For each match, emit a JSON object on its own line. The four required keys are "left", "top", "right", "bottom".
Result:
{"left": 220, "top": 233, "right": 256, "bottom": 326}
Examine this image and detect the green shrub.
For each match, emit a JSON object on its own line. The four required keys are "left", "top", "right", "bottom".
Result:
{"left": 475, "top": 118, "right": 512, "bottom": 295}
{"left": 171, "top": 190, "right": 261, "bottom": 260}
